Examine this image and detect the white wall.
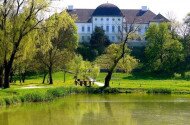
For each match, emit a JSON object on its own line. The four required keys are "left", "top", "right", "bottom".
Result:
{"left": 76, "top": 19, "right": 149, "bottom": 43}
{"left": 76, "top": 23, "right": 92, "bottom": 42}
{"left": 92, "top": 16, "right": 123, "bottom": 42}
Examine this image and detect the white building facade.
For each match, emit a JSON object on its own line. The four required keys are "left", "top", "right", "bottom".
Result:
{"left": 67, "top": 3, "right": 168, "bottom": 46}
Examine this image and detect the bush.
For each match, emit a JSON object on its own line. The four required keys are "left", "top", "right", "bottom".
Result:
{"left": 173, "top": 73, "right": 181, "bottom": 79}
{"left": 184, "top": 72, "right": 190, "bottom": 80}
{"left": 20, "top": 92, "right": 45, "bottom": 102}
{"left": 0, "top": 98, "right": 5, "bottom": 106}
{"left": 3, "top": 96, "right": 20, "bottom": 105}
{"left": 147, "top": 88, "right": 171, "bottom": 94}
{"left": 47, "top": 88, "right": 66, "bottom": 97}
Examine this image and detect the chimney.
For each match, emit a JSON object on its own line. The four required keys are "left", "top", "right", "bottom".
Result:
{"left": 68, "top": 5, "right": 74, "bottom": 10}
{"left": 141, "top": 6, "right": 147, "bottom": 11}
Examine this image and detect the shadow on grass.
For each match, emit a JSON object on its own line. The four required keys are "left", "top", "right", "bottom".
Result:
{"left": 122, "top": 72, "right": 172, "bottom": 80}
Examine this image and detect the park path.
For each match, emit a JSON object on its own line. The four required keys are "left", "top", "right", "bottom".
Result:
{"left": 20, "top": 85, "right": 52, "bottom": 89}
{"left": 94, "top": 81, "right": 104, "bottom": 87}
{"left": 88, "top": 77, "right": 104, "bottom": 87}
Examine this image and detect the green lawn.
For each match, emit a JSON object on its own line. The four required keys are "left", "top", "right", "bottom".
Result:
{"left": 97, "top": 73, "right": 190, "bottom": 92}
{"left": 1, "top": 72, "right": 190, "bottom": 106}
{"left": 1, "top": 72, "right": 190, "bottom": 96}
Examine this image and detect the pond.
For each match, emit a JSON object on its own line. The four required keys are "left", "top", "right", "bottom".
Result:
{"left": 0, "top": 94, "right": 190, "bottom": 125}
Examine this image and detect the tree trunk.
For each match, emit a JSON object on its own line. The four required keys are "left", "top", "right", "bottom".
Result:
{"left": 63, "top": 71, "right": 66, "bottom": 83}
{"left": 21, "top": 73, "right": 25, "bottom": 83}
{"left": 4, "top": 65, "right": 11, "bottom": 88}
{"left": 104, "top": 54, "right": 124, "bottom": 88}
{"left": 9, "top": 70, "right": 13, "bottom": 83}
{"left": 48, "top": 66, "right": 53, "bottom": 84}
{"left": 104, "top": 71, "right": 113, "bottom": 87}
{"left": 42, "top": 73, "right": 47, "bottom": 84}
{"left": 0, "top": 66, "right": 3, "bottom": 88}
{"left": 3, "top": 43, "right": 19, "bottom": 88}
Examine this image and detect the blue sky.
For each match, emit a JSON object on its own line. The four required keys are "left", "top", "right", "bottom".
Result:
{"left": 50, "top": 0, "right": 190, "bottom": 22}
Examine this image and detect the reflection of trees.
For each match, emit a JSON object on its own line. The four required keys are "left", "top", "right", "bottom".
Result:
{"left": 104, "top": 95, "right": 113, "bottom": 117}
{"left": 0, "top": 112, "right": 9, "bottom": 125}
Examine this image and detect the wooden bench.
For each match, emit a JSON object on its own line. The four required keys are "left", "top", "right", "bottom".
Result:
{"left": 74, "top": 79, "right": 94, "bottom": 87}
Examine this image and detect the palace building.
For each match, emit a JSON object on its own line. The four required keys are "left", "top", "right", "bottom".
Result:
{"left": 67, "top": 3, "right": 169, "bottom": 46}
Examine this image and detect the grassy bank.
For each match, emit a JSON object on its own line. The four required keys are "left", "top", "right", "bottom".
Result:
{"left": 1, "top": 72, "right": 190, "bottom": 106}
{"left": 0, "top": 87, "right": 125, "bottom": 107}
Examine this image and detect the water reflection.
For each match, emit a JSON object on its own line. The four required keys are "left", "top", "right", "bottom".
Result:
{"left": 0, "top": 94, "right": 190, "bottom": 125}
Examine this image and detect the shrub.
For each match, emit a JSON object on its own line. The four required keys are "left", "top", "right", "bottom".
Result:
{"left": 47, "top": 88, "right": 66, "bottom": 97}
{"left": 3, "top": 96, "right": 20, "bottom": 105}
{"left": 0, "top": 98, "right": 5, "bottom": 107}
{"left": 147, "top": 88, "right": 171, "bottom": 94}
{"left": 20, "top": 92, "right": 45, "bottom": 102}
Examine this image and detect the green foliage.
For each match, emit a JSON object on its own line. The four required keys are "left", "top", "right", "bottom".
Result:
{"left": 90, "top": 27, "right": 110, "bottom": 57}
{"left": 47, "top": 88, "right": 66, "bottom": 97}
{"left": 147, "top": 88, "right": 171, "bottom": 94}
{"left": 77, "top": 43, "right": 98, "bottom": 61}
{"left": 96, "top": 44, "right": 138, "bottom": 73}
{"left": 68, "top": 55, "right": 100, "bottom": 80}
{"left": 36, "top": 11, "right": 79, "bottom": 84}
{"left": 145, "top": 23, "right": 184, "bottom": 74}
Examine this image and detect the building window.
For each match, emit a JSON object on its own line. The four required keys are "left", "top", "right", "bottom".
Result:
{"left": 95, "top": 18, "right": 97, "bottom": 21}
{"left": 82, "top": 36, "right": 85, "bottom": 41}
{"left": 112, "top": 36, "right": 115, "bottom": 41}
{"left": 112, "top": 26, "right": 115, "bottom": 32}
{"left": 138, "top": 27, "right": 141, "bottom": 33}
{"left": 101, "top": 25, "right": 103, "bottom": 29}
{"left": 107, "top": 18, "right": 109, "bottom": 21}
{"left": 118, "top": 26, "right": 121, "bottom": 32}
{"left": 101, "top": 18, "right": 103, "bottom": 21}
{"left": 82, "top": 26, "right": 85, "bottom": 32}
{"left": 87, "top": 36, "right": 90, "bottom": 40}
{"left": 87, "top": 27, "right": 90, "bottom": 32}
{"left": 106, "top": 26, "right": 109, "bottom": 32}
{"left": 145, "top": 27, "right": 148, "bottom": 31}
{"left": 112, "top": 18, "right": 115, "bottom": 21}
{"left": 118, "top": 18, "right": 121, "bottom": 21}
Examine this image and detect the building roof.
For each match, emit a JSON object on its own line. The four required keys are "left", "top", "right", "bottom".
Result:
{"left": 121, "top": 9, "right": 157, "bottom": 24}
{"left": 151, "top": 13, "right": 170, "bottom": 22}
{"left": 67, "top": 5, "right": 169, "bottom": 23}
{"left": 67, "top": 9, "right": 94, "bottom": 23}
{"left": 92, "top": 3, "right": 123, "bottom": 17}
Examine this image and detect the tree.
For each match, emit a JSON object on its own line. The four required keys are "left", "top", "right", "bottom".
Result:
{"left": 101, "top": 21, "right": 140, "bottom": 87}
{"left": 96, "top": 44, "right": 138, "bottom": 73}
{"left": 0, "top": 0, "right": 48, "bottom": 88}
{"left": 68, "top": 55, "right": 100, "bottom": 81}
{"left": 90, "top": 27, "right": 110, "bottom": 58}
{"left": 36, "top": 11, "right": 78, "bottom": 84}
{"left": 145, "top": 23, "right": 184, "bottom": 74}
{"left": 178, "top": 13, "right": 190, "bottom": 76}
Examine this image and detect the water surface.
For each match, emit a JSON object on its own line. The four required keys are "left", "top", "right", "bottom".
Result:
{"left": 0, "top": 94, "right": 190, "bottom": 125}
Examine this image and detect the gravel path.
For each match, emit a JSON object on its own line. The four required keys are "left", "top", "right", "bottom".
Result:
{"left": 94, "top": 82, "right": 104, "bottom": 87}
{"left": 20, "top": 85, "right": 52, "bottom": 89}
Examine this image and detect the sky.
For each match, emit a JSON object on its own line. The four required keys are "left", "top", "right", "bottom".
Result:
{"left": 50, "top": 0, "right": 190, "bottom": 22}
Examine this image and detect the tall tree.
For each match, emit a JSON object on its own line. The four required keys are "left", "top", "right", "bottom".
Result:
{"left": 0, "top": 0, "right": 48, "bottom": 88}
{"left": 102, "top": 22, "right": 140, "bottom": 87}
{"left": 36, "top": 11, "right": 78, "bottom": 84}
{"left": 96, "top": 44, "right": 138, "bottom": 73}
{"left": 145, "top": 23, "right": 184, "bottom": 74}
{"left": 178, "top": 13, "right": 190, "bottom": 76}
{"left": 90, "top": 27, "right": 110, "bottom": 57}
